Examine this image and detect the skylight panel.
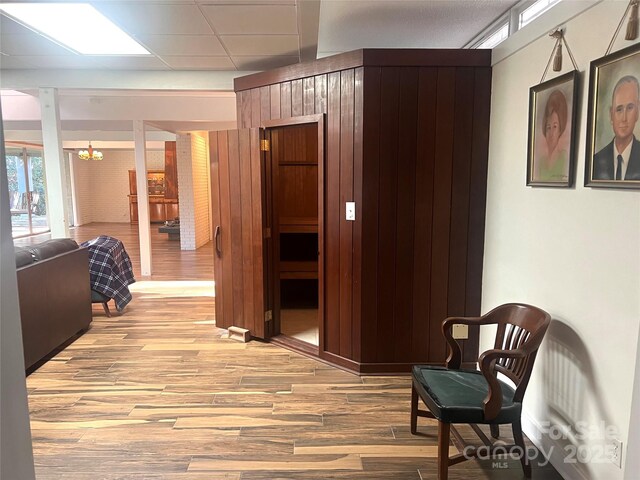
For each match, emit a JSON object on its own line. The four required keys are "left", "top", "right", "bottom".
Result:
{"left": 0, "top": 3, "right": 150, "bottom": 55}
{"left": 519, "top": 0, "right": 562, "bottom": 29}
{"left": 477, "top": 23, "right": 509, "bottom": 49}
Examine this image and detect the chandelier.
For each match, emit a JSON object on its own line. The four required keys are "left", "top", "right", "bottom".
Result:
{"left": 78, "top": 143, "right": 103, "bottom": 161}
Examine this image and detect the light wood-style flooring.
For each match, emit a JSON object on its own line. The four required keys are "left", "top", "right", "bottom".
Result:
{"left": 25, "top": 223, "right": 562, "bottom": 479}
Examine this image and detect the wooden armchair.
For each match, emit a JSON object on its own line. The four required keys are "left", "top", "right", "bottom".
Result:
{"left": 410, "top": 303, "right": 551, "bottom": 480}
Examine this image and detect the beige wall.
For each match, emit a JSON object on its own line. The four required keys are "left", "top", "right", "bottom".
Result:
{"left": 483, "top": 2, "right": 640, "bottom": 479}
{"left": 71, "top": 150, "right": 164, "bottom": 225}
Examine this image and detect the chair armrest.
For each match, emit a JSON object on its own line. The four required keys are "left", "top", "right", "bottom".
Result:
{"left": 442, "top": 316, "right": 498, "bottom": 369}
{"left": 478, "top": 348, "right": 526, "bottom": 420}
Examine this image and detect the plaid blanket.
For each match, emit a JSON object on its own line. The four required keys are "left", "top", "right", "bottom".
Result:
{"left": 81, "top": 236, "right": 135, "bottom": 312}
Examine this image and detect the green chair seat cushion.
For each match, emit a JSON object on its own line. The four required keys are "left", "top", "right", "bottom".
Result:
{"left": 91, "top": 290, "right": 111, "bottom": 303}
{"left": 412, "top": 365, "right": 521, "bottom": 424}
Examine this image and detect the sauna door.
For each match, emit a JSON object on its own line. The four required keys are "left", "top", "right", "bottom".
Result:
{"left": 209, "top": 128, "right": 267, "bottom": 339}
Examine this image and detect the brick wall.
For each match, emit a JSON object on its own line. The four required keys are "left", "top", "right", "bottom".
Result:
{"left": 71, "top": 150, "right": 164, "bottom": 224}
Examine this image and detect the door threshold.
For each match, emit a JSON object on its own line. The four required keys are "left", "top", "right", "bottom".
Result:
{"left": 269, "top": 334, "right": 319, "bottom": 357}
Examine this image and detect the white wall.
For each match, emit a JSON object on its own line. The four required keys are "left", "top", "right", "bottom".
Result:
{"left": 176, "top": 132, "right": 211, "bottom": 250}
{"left": 0, "top": 117, "right": 35, "bottom": 479}
{"left": 482, "top": 2, "right": 640, "bottom": 479}
{"left": 71, "top": 150, "right": 164, "bottom": 224}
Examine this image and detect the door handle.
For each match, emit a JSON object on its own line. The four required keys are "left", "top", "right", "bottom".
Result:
{"left": 214, "top": 225, "right": 222, "bottom": 257}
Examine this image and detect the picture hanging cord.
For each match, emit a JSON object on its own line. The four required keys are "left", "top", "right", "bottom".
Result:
{"left": 605, "top": 0, "right": 639, "bottom": 55}
{"left": 540, "top": 29, "right": 578, "bottom": 84}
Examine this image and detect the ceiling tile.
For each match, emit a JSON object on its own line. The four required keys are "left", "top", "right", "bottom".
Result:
{"left": 11, "top": 55, "right": 102, "bottom": 69}
{"left": 89, "top": 56, "right": 170, "bottom": 70}
{"left": 201, "top": 5, "right": 298, "bottom": 35}
{"left": 134, "top": 34, "right": 227, "bottom": 56}
{"left": 94, "top": 3, "right": 214, "bottom": 35}
{"left": 162, "top": 56, "right": 235, "bottom": 70}
{"left": 0, "top": 33, "right": 74, "bottom": 56}
{"left": 232, "top": 55, "right": 299, "bottom": 71}
{"left": 221, "top": 35, "right": 299, "bottom": 56}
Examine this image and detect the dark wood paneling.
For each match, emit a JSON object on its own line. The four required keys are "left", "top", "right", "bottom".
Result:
{"left": 281, "top": 81, "right": 292, "bottom": 119}
{"left": 278, "top": 166, "right": 318, "bottom": 219}
{"left": 429, "top": 67, "right": 456, "bottom": 363}
{"left": 251, "top": 88, "right": 261, "bottom": 128}
{"left": 375, "top": 67, "right": 400, "bottom": 363}
{"left": 270, "top": 84, "right": 281, "bottom": 120}
{"left": 339, "top": 69, "right": 354, "bottom": 359}
{"left": 464, "top": 67, "right": 492, "bottom": 363}
{"left": 360, "top": 67, "right": 381, "bottom": 364}
{"left": 352, "top": 67, "right": 364, "bottom": 362}
{"left": 393, "top": 67, "right": 418, "bottom": 363}
{"left": 411, "top": 67, "right": 438, "bottom": 361}
{"left": 241, "top": 90, "right": 252, "bottom": 129}
{"left": 260, "top": 86, "right": 271, "bottom": 123}
{"left": 325, "top": 71, "right": 341, "bottom": 354}
{"left": 303, "top": 77, "right": 315, "bottom": 115}
{"left": 291, "top": 79, "right": 303, "bottom": 117}
{"left": 239, "top": 129, "right": 256, "bottom": 334}
{"left": 315, "top": 74, "right": 327, "bottom": 115}
{"left": 227, "top": 131, "right": 245, "bottom": 327}
{"left": 215, "top": 131, "right": 234, "bottom": 329}
{"left": 234, "top": 49, "right": 491, "bottom": 91}
{"left": 448, "top": 68, "right": 475, "bottom": 360}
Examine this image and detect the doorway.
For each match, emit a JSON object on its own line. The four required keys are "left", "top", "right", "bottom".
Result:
{"left": 266, "top": 119, "right": 323, "bottom": 348}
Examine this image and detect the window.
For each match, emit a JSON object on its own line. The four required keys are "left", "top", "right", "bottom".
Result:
{"left": 519, "top": 0, "right": 562, "bottom": 28}
{"left": 477, "top": 23, "right": 510, "bottom": 49}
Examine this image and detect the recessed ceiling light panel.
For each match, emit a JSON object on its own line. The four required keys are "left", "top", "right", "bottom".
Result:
{"left": 0, "top": 3, "right": 150, "bottom": 55}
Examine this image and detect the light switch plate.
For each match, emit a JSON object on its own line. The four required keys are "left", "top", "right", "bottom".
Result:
{"left": 452, "top": 324, "right": 469, "bottom": 339}
{"left": 346, "top": 202, "right": 356, "bottom": 221}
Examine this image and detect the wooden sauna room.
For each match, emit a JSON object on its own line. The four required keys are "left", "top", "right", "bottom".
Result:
{"left": 209, "top": 49, "right": 492, "bottom": 374}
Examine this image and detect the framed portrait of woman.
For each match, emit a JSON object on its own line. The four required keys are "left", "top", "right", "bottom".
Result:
{"left": 527, "top": 70, "right": 579, "bottom": 187}
{"left": 584, "top": 42, "right": 640, "bottom": 189}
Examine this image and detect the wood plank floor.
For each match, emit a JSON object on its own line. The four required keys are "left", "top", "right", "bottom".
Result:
{"left": 24, "top": 223, "right": 563, "bottom": 479}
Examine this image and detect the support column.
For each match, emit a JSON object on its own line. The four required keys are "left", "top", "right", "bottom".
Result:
{"left": 0, "top": 105, "right": 36, "bottom": 480}
{"left": 39, "top": 87, "right": 69, "bottom": 238}
{"left": 134, "top": 120, "right": 152, "bottom": 276}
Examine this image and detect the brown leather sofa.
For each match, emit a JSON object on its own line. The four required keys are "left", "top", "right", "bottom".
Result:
{"left": 15, "top": 239, "right": 92, "bottom": 372}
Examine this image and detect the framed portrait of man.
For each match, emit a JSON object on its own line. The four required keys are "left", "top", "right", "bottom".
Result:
{"left": 527, "top": 70, "right": 579, "bottom": 187}
{"left": 585, "top": 42, "right": 640, "bottom": 189}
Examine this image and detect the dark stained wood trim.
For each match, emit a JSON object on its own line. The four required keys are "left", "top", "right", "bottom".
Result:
{"left": 227, "top": 130, "right": 245, "bottom": 328}
{"left": 262, "top": 114, "right": 324, "bottom": 129}
{"left": 234, "top": 49, "right": 491, "bottom": 91}
{"left": 316, "top": 116, "right": 326, "bottom": 356}
{"left": 216, "top": 131, "right": 235, "bottom": 329}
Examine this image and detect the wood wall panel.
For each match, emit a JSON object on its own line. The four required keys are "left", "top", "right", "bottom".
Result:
{"left": 233, "top": 50, "right": 491, "bottom": 372}
{"left": 428, "top": 68, "right": 456, "bottom": 363}
{"left": 339, "top": 69, "right": 354, "bottom": 359}
{"left": 360, "top": 67, "right": 381, "bottom": 364}
{"left": 393, "top": 67, "right": 418, "bottom": 363}
{"left": 209, "top": 132, "right": 224, "bottom": 328}
{"left": 241, "top": 91, "right": 252, "bottom": 129}
{"left": 250, "top": 88, "right": 261, "bottom": 128}
{"left": 464, "top": 67, "right": 492, "bottom": 363}
{"left": 291, "top": 79, "right": 303, "bottom": 117}
{"left": 376, "top": 67, "right": 400, "bottom": 363}
{"left": 239, "top": 129, "right": 256, "bottom": 334}
{"left": 281, "top": 82, "right": 292, "bottom": 119}
{"left": 216, "top": 131, "right": 234, "bottom": 329}
{"left": 325, "top": 72, "right": 342, "bottom": 354}
{"left": 352, "top": 67, "right": 364, "bottom": 362}
{"left": 249, "top": 128, "right": 265, "bottom": 339}
{"left": 411, "top": 68, "right": 438, "bottom": 361}
{"left": 227, "top": 131, "right": 245, "bottom": 328}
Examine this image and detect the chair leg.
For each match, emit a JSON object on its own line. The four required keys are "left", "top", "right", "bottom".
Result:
{"left": 512, "top": 419, "right": 531, "bottom": 478}
{"left": 490, "top": 424, "right": 500, "bottom": 439}
{"left": 410, "top": 383, "right": 418, "bottom": 434}
{"left": 102, "top": 302, "right": 112, "bottom": 317}
{"left": 437, "top": 421, "right": 450, "bottom": 480}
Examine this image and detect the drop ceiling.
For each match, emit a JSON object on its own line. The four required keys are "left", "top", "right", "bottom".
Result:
{"left": 0, "top": 0, "right": 518, "bottom": 72}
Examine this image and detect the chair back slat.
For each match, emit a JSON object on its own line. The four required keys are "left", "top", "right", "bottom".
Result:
{"left": 485, "top": 303, "right": 551, "bottom": 402}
